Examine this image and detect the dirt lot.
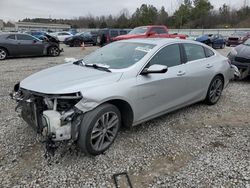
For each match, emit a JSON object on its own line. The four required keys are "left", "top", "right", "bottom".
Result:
{"left": 0, "top": 45, "right": 249, "bottom": 187}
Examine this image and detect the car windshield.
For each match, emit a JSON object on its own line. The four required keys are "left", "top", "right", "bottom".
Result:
{"left": 31, "top": 35, "right": 42, "bottom": 41}
{"left": 129, "top": 27, "right": 148, "bottom": 34}
{"left": 243, "top": 38, "right": 250, "bottom": 45}
{"left": 76, "top": 32, "right": 84, "bottom": 36}
{"left": 82, "top": 42, "right": 155, "bottom": 69}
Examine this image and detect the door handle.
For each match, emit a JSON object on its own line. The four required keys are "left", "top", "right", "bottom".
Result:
{"left": 177, "top": 71, "right": 186, "bottom": 76}
{"left": 206, "top": 64, "right": 213, "bottom": 68}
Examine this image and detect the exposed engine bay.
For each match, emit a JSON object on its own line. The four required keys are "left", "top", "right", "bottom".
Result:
{"left": 11, "top": 84, "right": 83, "bottom": 144}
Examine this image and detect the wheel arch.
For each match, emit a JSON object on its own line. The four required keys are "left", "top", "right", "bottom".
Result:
{"left": 46, "top": 45, "right": 58, "bottom": 54}
{"left": 0, "top": 46, "right": 9, "bottom": 56}
{"left": 104, "top": 99, "right": 134, "bottom": 128}
{"left": 215, "top": 73, "right": 225, "bottom": 86}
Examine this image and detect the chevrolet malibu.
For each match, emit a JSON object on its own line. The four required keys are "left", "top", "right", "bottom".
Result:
{"left": 11, "top": 39, "right": 232, "bottom": 155}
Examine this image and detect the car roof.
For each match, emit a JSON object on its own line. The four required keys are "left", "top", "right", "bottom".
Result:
{"left": 117, "top": 38, "right": 202, "bottom": 46}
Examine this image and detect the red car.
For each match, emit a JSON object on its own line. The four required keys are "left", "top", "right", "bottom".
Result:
{"left": 112, "top": 25, "right": 186, "bottom": 41}
{"left": 227, "top": 31, "right": 250, "bottom": 46}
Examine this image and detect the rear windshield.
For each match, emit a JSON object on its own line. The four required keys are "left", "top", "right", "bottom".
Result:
{"left": 129, "top": 27, "right": 148, "bottom": 34}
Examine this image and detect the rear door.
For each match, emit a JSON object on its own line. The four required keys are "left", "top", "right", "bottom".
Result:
{"left": 181, "top": 43, "right": 215, "bottom": 101}
{"left": 16, "top": 34, "right": 44, "bottom": 56}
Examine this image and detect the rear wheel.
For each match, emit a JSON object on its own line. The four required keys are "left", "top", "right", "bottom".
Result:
{"left": 0, "top": 48, "right": 7, "bottom": 60}
{"left": 77, "top": 103, "right": 121, "bottom": 155}
{"left": 48, "top": 46, "right": 60, "bottom": 57}
{"left": 220, "top": 43, "right": 225, "bottom": 49}
{"left": 205, "top": 75, "right": 224, "bottom": 105}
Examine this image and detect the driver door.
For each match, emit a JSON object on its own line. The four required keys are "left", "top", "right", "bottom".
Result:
{"left": 135, "top": 44, "right": 188, "bottom": 122}
{"left": 16, "top": 34, "right": 44, "bottom": 56}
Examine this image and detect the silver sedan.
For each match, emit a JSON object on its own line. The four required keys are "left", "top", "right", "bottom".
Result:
{"left": 12, "top": 39, "right": 232, "bottom": 155}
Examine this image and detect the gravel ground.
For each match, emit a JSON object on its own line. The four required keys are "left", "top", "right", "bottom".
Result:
{"left": 0, "top": 45, "right": 249, "bottom": 188}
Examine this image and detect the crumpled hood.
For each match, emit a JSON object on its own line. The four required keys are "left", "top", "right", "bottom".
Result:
{"left": 20, "top": 63, "right": 122, "bottom": 94}
{"left": 235, "top": 44, "right": 250, "bottom": 59}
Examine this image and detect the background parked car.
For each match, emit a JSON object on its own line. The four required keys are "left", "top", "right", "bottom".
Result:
{"left": 25, "top": 31, "right": 47, "bottom": 40}
{"left": 226, "top": 31, "right": 250, "bottom": 46}
{"left": 196, "top": 34, "right": 226, "bottom": 49}
{"left": 64, "top": 32, "right": 97, "bottom": 47}
{"left": 0, "top": 33, "right": 61, "bottom": 60}
{"left": 96, "top": 28, "right": 131, "bottom": 46}
{"left": 112, "top": 25, "right": 186, "bottom": 42}
{"left": 68, "top": 28, "right": 78, "bottom": 35}
{"left": 227, "top": 38, "right": 250, "bottom": 79}
{"left": 50, "top": 31, "right": 73, "bottom": 42}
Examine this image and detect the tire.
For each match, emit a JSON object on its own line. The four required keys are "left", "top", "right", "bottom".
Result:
{"left": 48, "top": 46, "right": 60, "bottom": 57}
{"left": 205, "top": 75, "right": 224, "bottom": 105}
{"left": 73, "top": 40, "right": 81, "bottom": 47}
{"left": 0, "top": 48, "right": 8, "bottom": 60}
{"left": 77, "top": 103, "right": 121, "bottom": 155}
{"left": 220, "top": 43, "right": 225, "bottom": 49}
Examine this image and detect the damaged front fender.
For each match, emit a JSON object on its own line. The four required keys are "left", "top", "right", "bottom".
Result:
{"left": 75, "top": 98, "right": 100, "bottom": 113}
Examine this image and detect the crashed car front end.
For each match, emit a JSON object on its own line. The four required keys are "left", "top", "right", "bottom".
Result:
{"left": 11, "top": 84, "right": 83, "bottom": 142}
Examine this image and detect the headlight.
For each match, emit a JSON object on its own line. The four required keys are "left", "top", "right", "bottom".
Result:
{"left": 14, "top": 82, "right": 20, "bottom": 92}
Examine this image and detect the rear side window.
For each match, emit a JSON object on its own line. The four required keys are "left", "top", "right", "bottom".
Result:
{"left": 204, "top": 47, "right": 215, "bottom": 57}
{"left": 150, "top": 44, "right": 181, "bottom": 68}
{"left": 16, "top": 34, "right": 34, "bottom": 40}
{"left": 183, "top": 43, "right": 206, "bottom": 61}
{"left": 151, "top": 27, "right": 167, "bottom": 34}
{"left": 7, "top": 35, "right": 16, "bottom": 40}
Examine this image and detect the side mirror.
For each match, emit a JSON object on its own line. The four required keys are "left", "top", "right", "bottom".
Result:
{"left": 141, "top": 64, "right": 168, "bottom": 75}
{"left": 147, "top": 31, "right": 156, "bottom": 37}
{"left": 33, "top": 39, "right": 37, "bottom": 43}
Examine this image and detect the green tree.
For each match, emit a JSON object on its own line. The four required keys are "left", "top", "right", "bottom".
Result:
{"left": 191, "top": 0, "right": 213, "bottom": 19}
{"left": 173, "top": 0, "right": 192, "bottom": 28}
{"left": 191, "top": 0, "right": 213, "bottom": 28}
{"left": 157, "top": 6, "right": 168, "bottom": 25}
{"left": 131, "top": 4, "right": 158, "bottom": 26}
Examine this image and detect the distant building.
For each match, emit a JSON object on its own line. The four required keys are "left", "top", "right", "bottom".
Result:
{"left": 0, "top": 19, "right": 4, "bottom": 30}
{"left": 15, "top": 22, "right": 71, "bottom": 31}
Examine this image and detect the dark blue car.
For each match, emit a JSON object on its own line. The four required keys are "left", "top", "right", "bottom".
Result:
{"left": 196, "top": 34, "right": 226, "bottom": 49}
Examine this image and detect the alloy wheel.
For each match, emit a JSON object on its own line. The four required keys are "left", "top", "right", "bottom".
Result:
{"left": 50, "top": 47, "right": 59, "bottom": 56}
{"left": 209, "top": 78, "right": 223, "bottom": 103}
{"left": 90, "top": 112, "right": 119, "bottom": 151}
{"left": 0, "top": 49, "right": 7, "bottom": 60}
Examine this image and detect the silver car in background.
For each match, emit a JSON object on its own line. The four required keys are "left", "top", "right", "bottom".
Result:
{"left": 11, "top": 39, "right": 232, "bottom": 155}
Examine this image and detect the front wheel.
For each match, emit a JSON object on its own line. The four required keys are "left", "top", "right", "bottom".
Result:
{"left": 48, "top": 46, "right": 60, "bottom": 57}
{"left": 0, "top": 48, "right": 8, "bottom": 60}
{"left": 205, "top": 75, "right": 224, "bottom": 105}
{"left": 77, "top": 103, "right": 121, "bottom": 155}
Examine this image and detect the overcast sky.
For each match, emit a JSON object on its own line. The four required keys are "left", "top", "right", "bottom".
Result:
{"left": 0, "top": 0, "right": 248, "bottom": 22}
